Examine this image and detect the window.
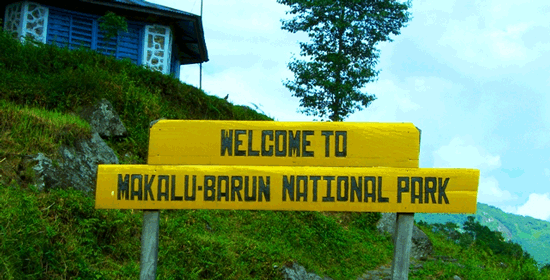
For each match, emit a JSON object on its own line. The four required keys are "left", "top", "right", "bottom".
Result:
{"left": 4, "top": 1, "right": 48, "bottom": 43}
{"left": 46, "top": 7, "right": 143, "bottom": 65}
{"left": 143, "top": 25, "right": 172, "bottom": 74}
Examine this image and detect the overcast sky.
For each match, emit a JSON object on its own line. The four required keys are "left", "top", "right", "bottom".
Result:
{"left": 149, "top": 0, "right": 550, "bottom": 222}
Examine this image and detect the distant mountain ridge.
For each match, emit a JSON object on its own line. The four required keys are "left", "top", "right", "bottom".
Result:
{"left": 416, "top": 203, "right": 550, "bottom": 266}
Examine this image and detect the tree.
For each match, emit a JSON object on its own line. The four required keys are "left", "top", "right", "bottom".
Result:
{"left": 278, "top": 0, "right": 411, "bottom": 121}
{"left": 98, "top": 11, "right": 128, "bottom": 42}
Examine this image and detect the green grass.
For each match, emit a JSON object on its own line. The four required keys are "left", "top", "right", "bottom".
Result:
{"left": 0, "top": 100, "right": 90, "bottom": 157}
{"left": 0, "top": 185, "right": 390, "bottom": 279}
{"left": 1, "top": 28, "right": 550, "bottom": 279}
{"left": 0, "top": 29, "right": 270, "bottom": 163}
{"left": 411, "top": 223, "right": 550, "bottom": 280}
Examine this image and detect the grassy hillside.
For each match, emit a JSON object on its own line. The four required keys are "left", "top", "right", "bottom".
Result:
{"left": 0, "top": 28, "right": 269, "bottom": 164}
{"left": 416, "top": 203, "right": 550, "bottom": 266}
{"left": 1, "top": 29, "right": 549, "bottom": 279}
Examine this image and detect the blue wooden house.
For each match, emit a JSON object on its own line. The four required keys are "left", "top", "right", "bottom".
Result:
{"left": 2, "top": 0, "right": 208, "bottom": 76}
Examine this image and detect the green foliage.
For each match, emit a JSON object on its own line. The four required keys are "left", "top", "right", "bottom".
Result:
{"left": 0, "top": 29, "right": 270, "bottom": 162}
{"left": 98, "top": 12, "right": 128, "bottom": 41}
{"left": 416, "top": 203, "right": 550, "bottom": 266}
{"left": 278, "top": 0, "right": 411, "bottom": 121}
{"left": 541, "top": 263, "right": 550, "bottom": 277}
{"left": 0, "top": 185, "right": 141, "bottom": 279}
{"left": 417, "top": 217, "right": 550, "bottom": 279}
{"left": 416, "top": 222, "right": 549, "bottom": 280}
{"left": 2, "top": 25, "right": 550, "bottom": 280}
{"left": 0, "top": 184, "right": 389, "bottom": 279}
{"left": 0, "top": 100, "right": 90, "bottom": 157}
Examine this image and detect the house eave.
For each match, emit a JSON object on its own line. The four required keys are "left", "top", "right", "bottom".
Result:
{"left": 79, "top": 0, "right": 198, "bottom": 21}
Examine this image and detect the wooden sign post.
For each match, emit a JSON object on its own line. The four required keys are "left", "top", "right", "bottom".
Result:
{"left": 95, "top": 121, "right": 479, "bottom": 280}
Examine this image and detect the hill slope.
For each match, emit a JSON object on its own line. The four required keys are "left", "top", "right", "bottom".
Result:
{"left": 416, "top": 203, "right": 550, "bottom": 266}
{"left": 1, "top": 30, "right": 549, "bottom": 279}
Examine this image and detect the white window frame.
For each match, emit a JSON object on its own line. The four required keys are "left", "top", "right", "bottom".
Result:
{"left": 142, "top": 24, "right": 172, "bottom": 74}
{"left": 3, "top": 1, "right": 48, "bottom": 43}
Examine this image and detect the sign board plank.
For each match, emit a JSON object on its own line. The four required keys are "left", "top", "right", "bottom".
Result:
{"left": 147, "top": 121, "right": 420, "bottom": 168}
{"left": 96, "top": 165, "right": 479, "bottom": 213}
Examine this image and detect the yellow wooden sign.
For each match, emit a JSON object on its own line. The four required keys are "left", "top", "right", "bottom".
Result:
{"left": 147, "top": 121, "right": 420, "bottom": 168}
{"left": 95, "top": 165, "right": 479, "bottom": 213}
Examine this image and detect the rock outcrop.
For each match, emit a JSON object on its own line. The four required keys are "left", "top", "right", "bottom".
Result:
{"left": 79, "top": 98, "right": 127, "bottom": 137}
{"left": 281, "top": 263, "right": 333, "bottom": 280}
{"left": 376, "top": 213, "right": 433, "bottom": 260}
{"left": 411, "top": 226, "right": 432, "bottom": 260}
{"left": 32, "top": 132, "right": 118, "bottom": 194}
{"left": 29, "top": 99, "right": 126, "bottom": 194}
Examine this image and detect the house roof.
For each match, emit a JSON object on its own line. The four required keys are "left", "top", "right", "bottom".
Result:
{"left": 83, "top": 0, "right": 198, "bottom": 20}
{"left": 112, "top": 0, "right": 193, "bottom": 15}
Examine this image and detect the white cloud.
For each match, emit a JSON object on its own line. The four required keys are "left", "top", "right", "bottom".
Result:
{"left": 346, "top": 79, "right": 419, "bottom": 122}
{"left": 197, "top": 66, "right": 310, "bottom": 121}
{"left": 477, "top": 176, "right": 515, "bottom": 204}
{"left": 437, "top": 18, "right": 536, "bottom": 69}
{"left": 488, "top": 23, "right": 532, "bottom": 59}
{"left": 433, "top": 137, "right": 513, "bottom": 205}
{"left": 499, "top": 205, "right": 518, "bottom": 214}
{"left": 516, "top": 193, "right": 550, "bottom": 221}
{"left": 433, "top": 136, "right": 501, "bottom": 171}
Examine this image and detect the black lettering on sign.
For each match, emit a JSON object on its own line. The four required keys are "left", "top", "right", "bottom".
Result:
{"left": 170, "top": 175, "right": 182, "bottom": 201}
{"left": 218, "top": 176, "right": 230, "bottom": 201}
{"left": 351, "top": 176, "right": 362, "bottom": 202}
{"left": 321, "top": 131, "right": 348, "bottom": 157}
{"left": 297, "top": 176, "right": 308, "bottom": 202}
{"left": 204, "top": 176, "right": 215, "bottom": 201}
{"left": 310, "top": 176, "right": 320, "bottom": 202}
{"left": 289, "top": 130, "right": 300, "bottom": 157}
{"left": 335, "top": 131, "right": 347, "bottom": 157}
{"left": 157, "top": 175, "right": 170, "bottom": 201}
{"left": 337, "top": 176, "right": 349, "bottom": 202}
{"left": 231, "top": 176, "right": 243, "bottom": 201}
{"left": 438, "top": 178, "right": 449, "bottom": 204}
{"left": 283, "top": 175, "right": 294, "bottom": 201}
{"left": 184, "top": 175, "right": 196, "bottom": 201}
{"left": 221, "top": 130, "right": 233, "bottom": 156}
{"left": 321, "top": 131, "right": 333, "bottom": 157}
{"left": 247, "top": 131, "right": 260, "bottom": 156}
{"left": 234, "top": 130, "right": 246, "bottom": 156}
{"left": 365, "top": 176, "right": 376, "bottom": 202}
{"left": 302, "top": 131, "right": 314, "bottom": 157}
{"left": 244, "top": 176, "right": 256, "bottom": 201}
{"left": 411, "top": 177, "right": 423, "bottom": 204}
{"left": 322, "top": 176, "right": 335, "bottom": 202}
{"left": 396, "top": 177, "right": 449, "bottom": 204}
{"left": 131, "top": 174, "right": 143, "bottom": 201}
{"left": 397, "top": 177, "right": 409, "bottom": 203}
{"left": 144, "top": 175, "right": 155, "bottom": 201}
{"left": 261, "top": 130, "right": 274, "bottom": 156}
{"left": 425, "top": 177, "right": 437, "bottom": 204}
{"left": 118, "top": 174, "right": 129, "bottom": 200}
{"left": 221, "top": 129, "right": 319, "bottom": 157}
{"left": 275, "top": 130, "right": 287, "bottom": 157}
{"left": 377, "top": 176, "right": 389, "bottom": 203}
{"left": 258, "top": 176, "right": 270, "bottom": 202}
